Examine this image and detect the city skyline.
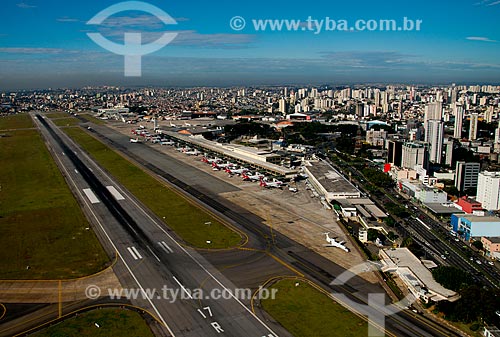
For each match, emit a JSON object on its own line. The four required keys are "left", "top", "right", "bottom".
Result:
{"left": 1, "top": 0, "right": 500, "bottom": 90}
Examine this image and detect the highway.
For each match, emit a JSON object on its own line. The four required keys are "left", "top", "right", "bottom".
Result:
{"left": 33, "top": 114, "right": 284, "bottom": 337}
{"left": 76, "top": 121, "right": 465, "bottom": 337}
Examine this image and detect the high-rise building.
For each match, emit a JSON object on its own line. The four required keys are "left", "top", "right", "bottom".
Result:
{"left": 453, "top": 104, "right": 464, "bottom": 139}
{"left": 477, "top": 171, "right": 500, "bottom": 211}
{"left": 469, "top": 113, "right": 478, "bottom": 140}
{"left": 424, "top": 101, "right": 443, "bottom": 126}
{"left": 401, "top": 142, "right": 428, "bottom": 170}
{"left": 455, "top": 161, "right": 480, "bottom": 192}
{"left": 278, "top": 98, "right": 287, "bottom": 114}
{"left": 425, "top": 120, "right": 444, "bottom": 164}
{"left": 387, "top": 140, "right": 404, "bottom": 167}
{"left": 445, "top": 141, "right": 453, "bottom": 166}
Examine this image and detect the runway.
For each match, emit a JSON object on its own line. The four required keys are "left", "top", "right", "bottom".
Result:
{"left": 32, "top": 114, "right": 287, "bottom": 337}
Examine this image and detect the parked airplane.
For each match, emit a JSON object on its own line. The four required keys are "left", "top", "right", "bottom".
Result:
{"left": 201, "top": 157, "right": 220, "bottom": 164}
{"left": 176, "top": 147, "right": 191, "bottom": 153}
{"left": 130, "top": 138, "right": 141, "bottom": 143}
{"left": 225, "top": 167, "right": 248, "bottom": 175}
{"left": 322, "top": 232, "right": 350, "bottom": 253}
{"left": 185, "top": 149, "right": 200, "bottom": 156}
{"left": 259, "top": 177, "right": 284, "bottom": 188}
{"left": 212, "top": 162, "right": 235, "bottom": 170}
{"left": 242, "top": 172, "right": 265, "bottom": 181}
{"left": 160, "top": 140, "right": 175, "bottom": 146}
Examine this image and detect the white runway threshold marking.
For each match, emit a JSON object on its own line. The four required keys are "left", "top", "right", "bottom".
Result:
{"left": 83, "top": 188, "right": 100, "bottom": 204}
{"left": 106, "top": 185, "right": 125, "bottom": 200}
{"left": 127, "top": 246, "right": 142, "bottom": 260}
{"left": 158, "top": 241, "right": 174, "bottom": 253}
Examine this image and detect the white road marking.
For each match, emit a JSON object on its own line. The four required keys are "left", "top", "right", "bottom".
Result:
{"left": 83, "top": 188, "right": 100, "bottom": 204}
{"left": 106, "top": 185, "right": 125, "bottom": 200}
{"left": 146, "top": 245, "right": 161, "bottom": 262}
{"left": 127, "top": 246, "right": 142, "bottom": 260}
{"left": 159, "top": 241, "right": 174, "bottom": 253}
{"left": 172, "top": 276, "right": 193, "bottom": 299}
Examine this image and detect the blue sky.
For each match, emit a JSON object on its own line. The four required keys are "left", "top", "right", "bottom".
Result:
{"left": 0, "top": 0, "right": 499, "bottom": 89}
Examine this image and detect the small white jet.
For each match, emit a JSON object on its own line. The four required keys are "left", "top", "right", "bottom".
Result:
{"left": 322, "top": 232, "right": 350, "bottom": 253}
{"left": 130, "top": 138, "right": 141, "bottom": 143}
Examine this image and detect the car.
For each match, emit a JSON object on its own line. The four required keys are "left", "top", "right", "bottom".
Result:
{"left": 476, "top": 260, "right": 482, "bottom": 265}
{"left": 440, "top": 255, "right": 447, "bottom": 260}
{"left": 488, "top": 261, "right": 495, "bottom": 266}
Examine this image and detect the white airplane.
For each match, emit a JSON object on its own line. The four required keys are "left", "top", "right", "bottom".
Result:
{"left": 259, "top": 177, "right": 283, "bottom": 188}
{"left": 225, "top": 167, "right": 248, "bottom": 175}
{"left": 322, "top": 232, "right": 350, "bottom": 253}
{"left": 242, "top": 172, "right": 265, "bottom": 181}
{"left": 176, "top": 147, "right": 191, "bottom": 153}
{"left": 185, "top": 149, "right": 200, "bottom": 156}
{"left": 160, "top": 140, "right": 175, "bottom": 146}
{"left": 201, "top": 157, "right": 220, "bottom": 164}
{"left": 212, "top": 162, "right": 235, "bottom": 170}
{"left": 130, "top": 138, "right": 141, "bottom": 143}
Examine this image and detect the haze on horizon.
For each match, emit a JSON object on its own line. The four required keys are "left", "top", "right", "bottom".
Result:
{"left": 0, "top": 0, "right": 499, "bottom": 90}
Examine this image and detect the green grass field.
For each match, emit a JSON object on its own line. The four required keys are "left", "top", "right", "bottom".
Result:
{"left": 32, "top": 308, "right": 154, "bottom": 337}
{"left": 45, "top": 112, "right": 70, "bottom": 119}
{"left": 261, "top": 279, "right": 370, "bottom": 337}
{"left": 0, "top": 115, "right": 109, "bottom": 279}
{"left": 64, "top": 127, "right": 242, "bottom": 249}
{"left": 52, "top": 117, "right": 81, "bottom": 127}
{"left": 78, "top": 113, "right": 106, "bottom": 125}
{"left": 0, "top": 114, "right": 34, "bottom": 130}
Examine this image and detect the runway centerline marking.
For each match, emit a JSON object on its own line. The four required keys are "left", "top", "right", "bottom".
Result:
{"left": 159, "top": 241, "right": 174, "bottom": 253}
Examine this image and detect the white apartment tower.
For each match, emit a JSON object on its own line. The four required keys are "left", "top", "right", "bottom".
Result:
{"left": 469, "top": 113, "right": 479, "bottom": 141}
{"left": 477, "top": 171, "right": 500, "bottom": 211}
{"left": 425, "top": 120, "right": 444, "bottom": 164}
{"left": 454, "top": 104, "right": 464, "bottom": 139}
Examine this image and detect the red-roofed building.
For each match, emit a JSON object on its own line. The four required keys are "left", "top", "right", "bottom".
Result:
{"left": 456, "top": 196, "right": 482, "bottom": 214}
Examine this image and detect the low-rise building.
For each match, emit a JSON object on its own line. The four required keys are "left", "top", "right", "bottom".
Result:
{"left": 303, "top": 160, "right": 361, "bottom": 201}
{"left": 399, "top": 180, "right": 448, "bottom": 204}
{"left": 451, "top": 214, "right": 500, "bottom": 241}
{"left": 456, "top": 196, "right": 483, "bottom": 214}
{"left": 481, "top": 237, "right": 500, "bottom": 258}
{"left": 380, "top": 248, "right": 459, "bottom": 303}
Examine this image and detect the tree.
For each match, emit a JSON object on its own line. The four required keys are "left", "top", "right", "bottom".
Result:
{"left": 384, "top": 217, "right": 396, "bottom": 227}
{"left": 387, "top": 231, "right": 399, "bottom": 241}
{"left": 432, "top": 266, "right": 473, "bottom": 292}
{"left": 401, "top": 237, "right": 413, "bottom": 248}
{"left": 471, "top": 240, "right": 483, "bottom": 251}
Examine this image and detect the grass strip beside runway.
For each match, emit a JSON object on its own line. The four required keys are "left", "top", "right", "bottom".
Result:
{"left": 32, "top": 308, "right": 154, "bottom": 337}
{"left": 0, "top": 115, "right": 109, "bottom": 279}
{"left": 261, "top": 279, "right": 369, "bottom": 337}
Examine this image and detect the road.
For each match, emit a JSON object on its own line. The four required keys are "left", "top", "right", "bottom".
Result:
{"left": 328, "top": 153, "right": 500, "bottom": 289}
{"left": 33, "top": 114, "right": 284, "bottom": 337}
{"left": 76, "top": 121, "right": 465, "bottom": 337}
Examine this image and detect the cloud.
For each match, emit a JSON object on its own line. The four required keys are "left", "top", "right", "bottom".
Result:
{"left": 16, "top": 2, "right": 36, "bottom": 9}
{"left": 466, "top": 36, "right": 497, "bottom": 42}
{"left": 320, "top": 51, "right": 416, "bottom": 68}
{"left": 474, "top": 0, "right": 500, "bottom": 5}
{"left": 0, "top": 48, "right": 76, "bottom": 55}
{"left": 91, "top": 14, "right": 166, "bottom": 30}
{"left": 57, "top": 17, "right": 80, "bottom": 23}
{"left": 171, "top": 30, "right": 254, "bottom": 48}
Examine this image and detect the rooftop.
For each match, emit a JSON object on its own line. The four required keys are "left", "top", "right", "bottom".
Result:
{"left": 381, "top": 248, "right": 458, "bottom": 301}
{"left": 304, "top": 160, "right": 359, "bottom": 196}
